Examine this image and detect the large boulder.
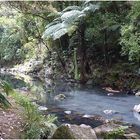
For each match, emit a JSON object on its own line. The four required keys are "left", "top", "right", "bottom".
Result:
{"left": 52, "top": 124, "right": 97, "bottom": 139}
{"left": 52, "top": 123, "right": 140, "bottom": 139}
{"left": 94, "top": 122, "right": 140, "bottom": 139}
{"left": 135, "top": 91, "right": 140, "bottom": 96}
{"left": 133, "top": 104, "right": 140, "bottom": 113}
{"left": 94, "top": 122, "right": 122, "bottom": 138}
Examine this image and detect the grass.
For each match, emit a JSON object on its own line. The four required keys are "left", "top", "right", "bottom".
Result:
{"left": 0, "top": 80, "right": 13, "bottom": 109}
{"left": 0, "top": 79, "right": 57, "bottom": 138}
{"left": 12, "top": 91, "right": 57, "bottom": 139}
{"left": 0, "top": 83, "right": 57, "bottom": 139}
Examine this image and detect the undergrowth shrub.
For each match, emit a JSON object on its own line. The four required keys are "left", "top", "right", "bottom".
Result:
{"left": 12, "top": 92, "right": 57, "bottom": 139}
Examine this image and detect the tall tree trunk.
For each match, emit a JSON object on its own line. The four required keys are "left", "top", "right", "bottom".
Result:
{"left": 78, "top": 21, "right": 87, "bottom": 84}
{"left": 103, "top": 29, "right": 108, "bottom": 71}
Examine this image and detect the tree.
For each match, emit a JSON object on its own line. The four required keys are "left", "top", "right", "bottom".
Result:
{"left": 120, "top": 2, "right": 140, "bottom": 67}
{"left": 43, "top": 1, "right": 100, "bottom": 83}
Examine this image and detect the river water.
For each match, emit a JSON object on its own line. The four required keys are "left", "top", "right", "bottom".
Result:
{"left": 1, "top": 72, "right": 140, "bottom": 128}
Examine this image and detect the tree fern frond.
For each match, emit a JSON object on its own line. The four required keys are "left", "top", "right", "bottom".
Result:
{"left": 47, "top": 12, "right": 61, "bottom": 18}
{"left": 61, "top": 10, "right": 82, "bottom": 22}
{"left": 43, "top": 23, "right": 62, "bottom": 39}
{"left": 53, "top": 28, "right": 68, "bottom": 40}
{"left": 82, "top": 4, "right": 100, "bottom": 13}
{"left": 62, "top": 6, "right": 82, "bottom": 12}
{"left": 43, "top": 3, "right": 100, "bottom": 40}
{"left": 45, "top": 18, "right": 61, "bottom": 29}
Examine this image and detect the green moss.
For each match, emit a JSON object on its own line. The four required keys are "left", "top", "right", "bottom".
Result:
{"left": 52, "top": 125, "right": 75, "bottom": 139}
{"left": 104, "top": 127, "right": 125, "bottom": 139}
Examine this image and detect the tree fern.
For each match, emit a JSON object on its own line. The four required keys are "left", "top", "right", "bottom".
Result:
{"left": 42, "top": 2, "right": 100, "bottom": 40}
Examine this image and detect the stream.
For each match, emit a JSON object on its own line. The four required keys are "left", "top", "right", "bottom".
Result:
{"left": 1, "top": 71, "right": 140, "bottom": 130}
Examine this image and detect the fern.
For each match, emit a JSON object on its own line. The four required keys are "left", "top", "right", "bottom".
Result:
{"left": 0, "top": 92, "right": 11, "bottom": 109}
{"left": 0, "top": 80, "right": 13, "bottom": 109}
{"left": 1, "top": 80, "right": 13, "bottom": 95}
{"left": 42, "top": 2, "right": 100, "bottom": 40}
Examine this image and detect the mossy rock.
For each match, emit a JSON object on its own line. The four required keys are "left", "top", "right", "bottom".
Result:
{"left": 52, "top": 124, "right": 97, "bottom": 139}
{"left": 52, "top": 125, "right": 75, "bottom": 139}
{"left": 54, "top": 94, "right": 66, "bottom": 101}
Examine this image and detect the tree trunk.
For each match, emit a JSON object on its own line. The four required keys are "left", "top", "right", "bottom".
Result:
{"left": 78, "top": 21, "right": 87, "bottom": 84}
{"left": 103, "top": 29, "right": 108, "bottom": 71}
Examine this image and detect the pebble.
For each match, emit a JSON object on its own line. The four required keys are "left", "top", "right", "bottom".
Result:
{"left": 64, "top": 111, "right": 71, "bottom": 114}
{"left": 107, "top": 93, "right": 114, "bottom": 96}
{"left": 82, "top": 114, "right": 92, "bottom": 118}
{"left": 135, "top": 91, "right": 140, "bottom": 96}
{"left": 38, "top": 106, "right": 48, "bottom": 111}
{"left": 10, "top": 126, "right": 14, "bottom": 129}
{"left": 103, "top": 110, "right": 116, "bottom": 115}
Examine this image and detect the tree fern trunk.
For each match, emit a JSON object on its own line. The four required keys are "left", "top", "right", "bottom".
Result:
{"left": 78, "top": 21, "right": 87, "bottom": 84}
{"left": 74, "top": 48, "right": 78, "bottom": 80}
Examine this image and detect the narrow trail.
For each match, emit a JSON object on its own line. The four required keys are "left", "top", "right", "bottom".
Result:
{"left": 0, "top": 96, "right": 24, "bottom": 139}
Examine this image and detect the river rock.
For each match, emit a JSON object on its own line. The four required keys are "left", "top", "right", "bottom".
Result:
{"left": 135, "top": 91, "right": 140, "bottom": 96}
{"left": 82, "top": 114, "right": 93, "bottom": 118}
{"left": 52, "top": 124, "right": 97, "bottom": 139}
{"left": 86, "top": 80, "right": 93, "bottom": 85}
{"left": 133, "top": 104, "right": 140, "bottom": 113}
{"left": 107, "top": 93, "right": 114, "bottom": 96}
{"left": 54, "top": 94, "right": 66, "bottom": 101}
{"left": 64, "top": 111, "right": 71, "bottom": 114}
{"left": 38, "top": 106, "right": 48, "bottom": 111}
{"left": 103, "top": 110, "right": 117, "bottom": 115}
{"left": 93, "top": 122, "right": 128, "bottom": 138}
{"left": 124, "top": 133, "right": 140, "bottom": 139}
{"left": 133, "top": 111, "right": 140, "bottom": 121}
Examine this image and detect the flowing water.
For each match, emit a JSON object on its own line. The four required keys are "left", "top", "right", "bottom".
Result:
{"left": 1, "top": 72, "right": 140, "bottom": 128}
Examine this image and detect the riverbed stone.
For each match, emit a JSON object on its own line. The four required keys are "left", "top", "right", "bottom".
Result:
{"left": 133, "top": 104, "right": 140, "bottom": 113}
{"left": 38, "top": 106, "right": 48, "bottom": 111}
{"left": 52, "top": 124, "right": 97, "bottom": 139}
{"left": 124, "top": 133, "right": 140, "bottom": 139}
{"left": 54, "top": 94, "right": 66, "bottom": 101}
{"left": 103, "top": 110, "right": 117, "bottom": 115}
{"left": 82, "top": 114, "right": 93, "bottom": 118}
{"left": 133, "top": 111, "right": 140, "bottom": 121}
{"left": 64, "top": 111, "right": 71, "bottom": 114}
{"left": 93, "top": 122, "right": 122, "bottom": 138}
{"left": 135, "top": 91, "right": 140, "bottom": 96}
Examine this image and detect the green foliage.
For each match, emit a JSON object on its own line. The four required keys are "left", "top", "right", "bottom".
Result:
{"left": 0, "top": 92, "right": 11, "bottom": 109}
{"left": 104, "top": 127, "right": 125, "bottom": 139}
{"left": 0, "top": 80, "right": 13, "bottom": 109}
{"left": 1, "top": 80, "right": 14, "bottom": 95}
{"left": 43, "top": 2, "right": 99, "bottom": 40}
{"left": 12, "top": 92, "right": 57, "bottom": 139}
{"left": 0, "top": 2, "right": 48, "bottom": 66}
{"left": 0, "top": 9, "right": 25, "bottom": 64}
{"left": 120, "top": 2, "right": 140, "bottom": 63}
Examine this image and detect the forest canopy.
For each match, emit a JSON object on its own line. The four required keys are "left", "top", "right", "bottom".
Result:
{"left": 0, "top": 1, "right": 140, "bottom": 84}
